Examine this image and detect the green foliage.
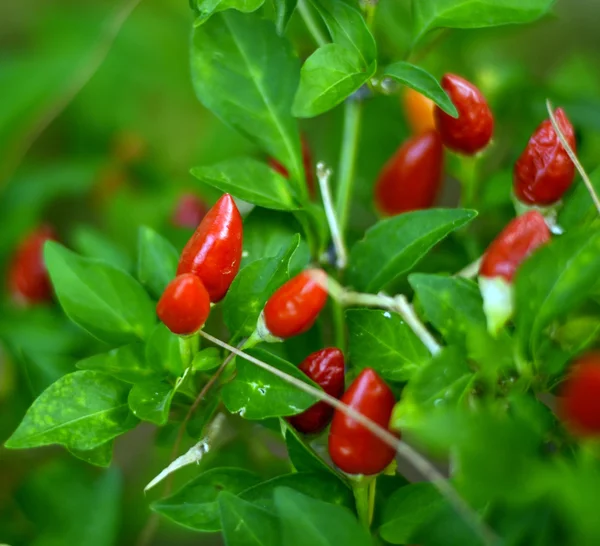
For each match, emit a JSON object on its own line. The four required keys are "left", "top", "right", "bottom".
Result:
{"left": 136, "top": 226, "right": 179, "bottom": 300}
{"left": 192, "top": 0, "right": 265, "bottom": 26}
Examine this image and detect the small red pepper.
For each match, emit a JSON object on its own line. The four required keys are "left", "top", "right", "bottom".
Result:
{"left": 434, "top": 74, "right": 494, "bottom": 155}
{"left": 374, "top": 130, "right": 444, "bottom": 216}
{"left": 513, "top": 108, "right": 576, "bottom": 206}
{"left": 157, "top": 273, "right": 211, "bottom": 335}
{"left": 8, "top": 225, "right": 57, "bottom": 305}
{"left": 263, "top": 269, "right": 328, "bottom": 339}
{"left": 288, "top": 348, "right": 345, "bottom": 434}
{"left": 172, "top": 193, "right": 207, "bottom": 229}
{"left": 559, "top": 352, "right": 600, "bottom": 437}
{"left": 479, "top": 211, "right": 551, "bottom": 283}
{"left": 328, "top": 368, "right": 397, "bottom": 476}
{"left": 402, "top": 88, "right": 436, "bottom": 136}
{"left": 177, "top": 193, "right": 243, "bottom": 303}
{"left": 268, "top": 138, "right": 315, "bottom": 198}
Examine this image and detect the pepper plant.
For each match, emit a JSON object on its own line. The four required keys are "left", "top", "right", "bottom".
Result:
{"left": 3, "top": 0, "right": 600, "bottom": 545}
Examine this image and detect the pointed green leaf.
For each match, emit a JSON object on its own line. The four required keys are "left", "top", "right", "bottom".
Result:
{"left": 137, "top": 226, "right": 179, "bottom": 300}
{"left": 128, "top": 380, "right": 174, "bottom": 426}
{"left": 69, "top": 441, "right": 114, "bottom": 468}
{"left": 192, "top": 0, "right": 265, "bottom": 26}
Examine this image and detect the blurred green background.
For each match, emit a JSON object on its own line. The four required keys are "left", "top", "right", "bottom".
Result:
{"left": 1, "top": 0, "right": 600, "bottom": 544}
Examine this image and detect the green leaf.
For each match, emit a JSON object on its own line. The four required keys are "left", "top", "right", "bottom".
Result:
{"left": 223, "top": 235, "right": 300, "bottom": 339}
{"left": 382, "top": 61, "right": 457, "bottom": 116}
{"left": 191, "top": 12, "right": 305, "bottom": 198}
{"left": 5, "top": 370, "right": 137, "bottom": 450}
{"left": 45, "top": 241, "right": 156, "bottom": 344}
{"left": 68, "top": 441, "right": 114, "bottom": 468}
{"left": 72, "top": 226, "right": 132, "bottom": 272}
{"left": 128, "top": 380, "right": 174, "bottom": 426}
{"left": 379, "top": 482, "right": 446, "bottom": 544}
{"left": 348, "top": 209, "right": 477, "bottom": 292}
{"left": 222, "top": 348, "right": 319, "bottom": 419}
{"left": 151, "top": 467, "right": 261, "bottom": 532}
{"left": 241, "top": 472, "right": 354, "bottom": 510}
{"left": 559, "top": 168, "right": 600, "bottom": 231}
{"left": 293, "top": 44, "right": 376, "bottom": 118}
{"left": 310, "top": 0, "right": 377, "bottom": 64}
{"left": 409, "top": 274, "right": 486, "bottom": 347}
{"left": 514, "top": 230, "right": 600, "bottom": 359}
{"left": 274, "top": 487, "right": 372, "bottom": 546}
{"left": 275, "top": 0, "right": 298, "bottom": 34}
{"left": 347, "top": 309, "right": 429, "bottom": 381}
{"left": 137, "top": 226, "right": 179, "bottom": 300}
{"left": 283, "top": 421, "right": 339, "bottom": 476}
{"left": 412, "top": 0, "right": 555, "bottom": 44}
{"left": 191, "top": 157, "right": 300, "bottom": 210}
{"left": 192, "top": 0, "right": 265, "bottom": 26}
{"left": 146, "top": 323, "right": 185, "bottom": 377}
{"left": 76, "top": 343, "right": 160, "bottom": 384}
{"left": 218, "top": 491, "right": 280, "bottom": 546}
{"left": 192, "top": 347, "right": 222, "bottom": 372}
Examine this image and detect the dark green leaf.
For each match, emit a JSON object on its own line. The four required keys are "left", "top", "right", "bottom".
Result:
{"left": 409, "top": 274, "right": 486, "bottom": 347}
{"left": 274, "top": 487, "right": 371, "bottom": 546}
{"left": 5, "top": 370, "right": 137, "bottom": 450}
{"left": 379, "top": 482, "right": 446, "bottom": 544}
{"left": 128, "top": 380, "right": 174, "bottom": 425}
{"left": 76, "top": 343, "right": 160, "bottom": 384}
{"left": 146, "top": 323, "right": 185, "bottom": 377}
{"left": 241, "top": 472, "right": 354, "bottom": 510}
{"left": 514, "top": 230, "right": 600, "bottom": 359}
{"left": 275, "top": 0, "right": 298, "bottom": 34}
{"left": 559, "top": 168, "right": 600, "bottom": 231}
{"left": 383, "top": 61, "right": 457, "bottom": 116}
{"left": 222, "top": 348, "right": 319, "bottom": 419}
{"left": 192, "top": 0, "right": 265, "bottom": 26}
{"left": 347, "top": 309, "right": 429, "bottom": 381}
{"left": 191, "top": 157, "right": 300, "bottom": 210}
{"left": 192, "top": 347, "right": 222, "bottom": 372}
{"left": 412, "top": 0, "right": 555, "bottom": 44}
{"left": 223, "top": 235, "right": 300, "bottom": 339}
{"left": 348, "top": 209, "right": 477, "bottom": 292}
{"left": 219, "top": 491, "right": 280, "bottom": 546}
{"left": 68, "top": 441, "right": 114, "bottom": 468}
{"left": 191, "top": 12, "right": 306, "bottom": 198}
{"left": 45, "top": 241, "right": 156, "bottom": 344}
{"left": 283, "top": 421, "right": 342, "bottom": 476}
{"left": 137, "top": 226, "right": 179, "bottom": 300}
{"left": 72, "top": 226, "right": 132, "bottom": 272}
{"left": 152, "top": 468, "right": 261, "bottom": 532}
{"left": 293, "top": 44, "right": 376, "bottom": 118}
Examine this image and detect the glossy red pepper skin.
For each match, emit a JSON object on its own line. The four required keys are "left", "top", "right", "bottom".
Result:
{"left": 172, "top": 193, "right": 207, "bottom": 229}
{"left": 157, "top": 273, "right": 211, "bottom": 335}
{"left": 374, "top": 130, "right": 444, "bottom": 216}
{"left": 328, "top": 368, "right": 398, "bottom": 476}
{"left": 263, "top": 269, "right": 328, "bottom": 339}
{"left": 479, "top": 211, "right": 550, "bottom": 282}
{"left": 268, "top": 138, "right": 315, "bottom": 198}
{"left": 8, "top": 225, "right": 57, "bottom": 305}
{"left": 434, "top": 74, "right": 494, "bottom": 155}
{"left": 513, "top": 108, "right": 576, "bottom": 206}
{"left": 177, "top": 193, "right": 243, "bottom": 303}
{"left": 559, "top": 352, "right": 600, "bottom": 437}
{"left": 289, "top": 348, "right": 345, "bottom": 434}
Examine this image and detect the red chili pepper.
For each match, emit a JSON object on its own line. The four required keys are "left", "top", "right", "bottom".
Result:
{"left": 172, "top": 193, "right": 207, "bottom": 229}
{"left": 177, "top": 193, "right": 243, "bottom": 303}
{"left": 479, "top": 211, "right": 551, "bottom": 282}
{"left": 8, "top": 225, "right": 57, "bottom": 305}
{"left": 268, "top": 138, "right": 315, "bottom": 198}
{"left": 263, "top": 269, "right": 328, "bottom": 339}
{"left": 513, "top": 108, "right": 576, "bottom": 206}
{"left": 558, "top": 352, "right": 600, "bottom": 437}
{"left": 328, "top": 368, "right": 397, "bottom": 476}
{"left": 402, "top": 88, "right": 436, "bottom": 135}
{"left": 288, "top": 348, "right": 345, "bottom": 434}
{"left": 434, "top": 74, "right": 494, "bottom": 155}
{"left": 157, "top": 273, "right": 211, "bottom": 335}
{"left": 374, "top": 130, "right": 444, "bottom": 216}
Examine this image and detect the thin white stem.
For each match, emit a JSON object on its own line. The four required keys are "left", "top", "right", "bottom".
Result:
{"left": 391, "top": 294, "right": 442, "bottom": 355}
{"left": 199, "top": 330, "right": 496, "bottom": 545}
{"left": 546, "top": 99, "right": 600, "bottom": 215}
{"left": 317, "top": 162, "right": 348, "bottom": 269}
{"left": 455, "top": 257, "right": 482, "bottom": 279}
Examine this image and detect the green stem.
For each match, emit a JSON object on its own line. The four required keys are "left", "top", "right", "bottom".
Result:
{"left": 332, "top": 300, "right": 346, "bottom": 351}
{"left": 352, "top": 477, "right": 376, "bottom": 529}
{"left": 457, "top": 154, "right": 480, "bottom": 209}
{"left": 179, "top": 333, "right": 199, "bottom": 368}
{"left": 335, "top": 99, "right": 363, "bottom": 234}
{"left": 297, "top": 0, "right": 328, "bottom": 48}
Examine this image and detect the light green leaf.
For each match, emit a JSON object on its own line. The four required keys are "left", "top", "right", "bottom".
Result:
{"left": 128, "top": 380, "right": 174, "bottom": 426}
{"left": 275, "top": 0, "right": 298, "bottom": 34}
{"left": 559, "top": 168, "right": 600, "bottom": 231}
{"left": 5, "top": 371, "right": 137, "bottom": 450}
{"left": 293, "top": 44, "right": 376, "bottom": 118}
{"left": 45, "top": 241, "right": 156, "bottom": 344}
{"left": 348, "top": 209, "right": 477, "bottom": 292}
{"left": 72, "top": 226, "right": 132, "bottom": 272}
{"left": 383, "top": 61, "right": 457, "bottom": 116}
{"left": 192, "top": 347, "right": 222, "bottom": 372}
{"left": 191, "top": 157, "right": 299, "bottom": 210}
{"left": 146, "top": 323, "right": 185, "bottom": 377}
{"left": 192, "top": 0, "right": 265, "bottom": 26}
{"left": 347, "top": 309, "right": 429, "bottom": 381}
{"left": 68, "top": 441, "right": 114, "bottom": 468}
{"left": 137, "top": 226, "right": 179, "bottom": 300}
